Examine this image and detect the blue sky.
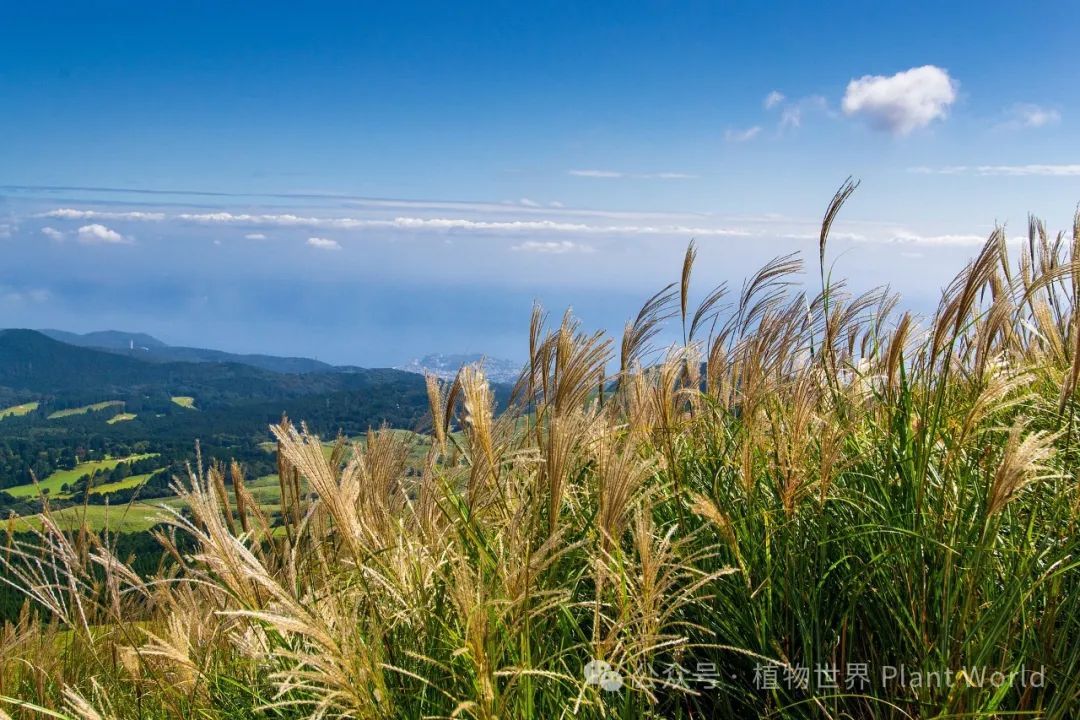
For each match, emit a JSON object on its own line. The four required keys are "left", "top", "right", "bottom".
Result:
{"left": 1, "top": 2, "right": 1078, "bottom": 364}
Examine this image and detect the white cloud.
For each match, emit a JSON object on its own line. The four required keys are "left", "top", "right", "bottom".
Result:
{"left": 569, "top": 169, "right": 624, "bottom": 178}
{"left": 976, "top": 164, "right": 1080, "bottom": 176}
{"left": 171, "top": 211, "right": 751, "bottom": 237}
{"left": 909, "top": 164, "right": 1080, "bottom": 177}
{"left": 43, "top": 208, "right": 165, "bottom": 221}
{"left": 568, "top": 169, "right": 696, "bottom": 180}
{"left": 244, "top": 232, "right": 268, "bottom": 240}
{"left": 40, "top": 227, "right": 65, "bottom": 241}
{"left": 885, "top": 231, "right": 987, "bottom": 246}
{"left": 780, "top": 107, "right": 801, "bottom": 130}
{"left": 307, "top": 236, "right": 341, "bottom": 250}
{"left": 548, "top": 201, "right": 564, "bottom": 208}
{"left": 777, "top": 95, "right": 828, "bottom": 131}
{"left": 518, "top": 198, "right": 540, "bottom": 207}
{"left": 76, "top": 224, "right": 131, "bottom": 245}
{"left": 1006, "top": 103, "right": 1061, "bottom": 129}
{"left": 907, "top": 165, "right": 968, "bottom": 175}
{"left": 47, "top": 195, "right": 702, "bottom": 223}
{"left": 764, "top": 90, "right": 785, "bottom": 110}
{"left": 511, "top": 240, "right": 594, "bottom": 254}
{"left": 1, "top": 288, "right": 50, "bottom": 304}
{"left": 725, "top": 126, "right": 762, "bottom": 143}
{"left": 842, "top": 65, "right": 957, "bottom": 135}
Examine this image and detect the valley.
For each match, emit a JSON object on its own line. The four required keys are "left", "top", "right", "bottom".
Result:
{"left": 0, "top": 329, "right": 454, "bottom": 541}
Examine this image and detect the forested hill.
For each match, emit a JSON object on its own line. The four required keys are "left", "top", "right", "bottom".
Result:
{"left": 0, "top": 329, "right": 411, "bottom": 403}
{"left": 0, "top": 329, "right": 436, "bottom": 493}
{"left": 0, "top": 328, "right": 436, "bottom": 439}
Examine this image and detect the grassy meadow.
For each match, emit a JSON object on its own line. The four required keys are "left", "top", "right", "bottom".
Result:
{"left": 9, "top": 500, "right": 174, "bottom": 534}
{"left": 0, "top": 403, "right": 39, "bottom": 420}
{"left": 2, "top": 186, "right": 1079, "bottom": 718}
{"left": 47, "top": 401, "right": 124, "bottom": 420}
{"left": 3, "top": 454, "right": 158, "bottom": 499}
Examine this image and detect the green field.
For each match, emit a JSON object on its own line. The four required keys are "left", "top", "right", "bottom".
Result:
{"left": 4, "top": 453, "right": 158, "bottom": 498}
{"left": 13, "top": 499, "right": 180, "bottom": 533}
{"left": 88, "top": 470, "right": 159, "bottom": 496}
{"left": 107, "top": 412, "right": 137, "bottom": 424}
{"left": 170, "top": 395, "right": 197, "bottom": 409}
{"left": 47, "top": 400, "right": 124, "bottom": 419}
{"left": 258, "top": 428, "right": 429, "bottom": 461}
{"left": 0, "top": 401, "right": 39, "bottom": 419}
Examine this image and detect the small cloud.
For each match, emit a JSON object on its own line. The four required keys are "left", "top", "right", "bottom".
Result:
{"left": 842, "top": 65, "right": 958, "bottom": 135}
{"left": 909, "top": 164, "right": 1080, "bottom": 177}
{"left": 41, "top": 226, "right": 65, "bottom": 241}
{"left": 1005, "top": 103, "right": 1061, "bottom": 129}
{"left": 569, "top": 169, "right": 624, "bottom": 178}
{"left": 244, "top": 232, "right": 268, "bottom": 240}
{"left": 549, "top": 201, "right": 564, "bottom": 208}
{"left": 518, "top": 198, "right": 540, "bottom": 207}
{"left": 44, "top": 208, "right": 165, "bottom": 221}
{"left": 511, "top": 240, "right": 594, "bottom": 254}
{"left": 778, "top": 95, "right": 828, "bottom": 131}
{"left": 907, "top": 165, "right": 968, "bottom": 175}
{"left": 307, "top": 236, "right": 341, "bottom": 250}
{"left": 0, "top": 288, "right": 50, "bottom": 304}
{"left": 725, "top": 126, "right": 762, "bottom": 143}
{"left": 978, "top": 164, "right": 1080, "bottom": 176}
{"left": 764, "top": 90, "right": 785, "bottom": 110}
{"left": 885, "top": 230, "right": 986, "bottom": 246}
{"left": 568, "top": 169, "right": 696, "bottom": 180}
{"left": 76, "top": 224, "right": 131, "bottom": 245}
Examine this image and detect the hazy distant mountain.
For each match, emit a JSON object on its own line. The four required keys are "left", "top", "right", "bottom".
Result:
{"left": 34, "top": 330, "right": 524, "bottom": 385}
{"left": 39, "top": 329, "right": 334, "bottom": 374}
{"left": 1, "top": 329, "right": 406, "bottom": 398}
{"left": 41, "top": 329, "right": 168, "bottom": 350}
{"left": 400, "top": 353, "right": 521, "bottom": 384}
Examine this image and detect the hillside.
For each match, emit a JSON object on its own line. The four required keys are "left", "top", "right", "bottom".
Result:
{"left": 0, "top": 330, "right": 413, "bottom": 402}
{"left": 39, "top": 328, "right": 335, "bottom": 374}
{"left": 39, "top": 329, "right": 169, "bottom": 350}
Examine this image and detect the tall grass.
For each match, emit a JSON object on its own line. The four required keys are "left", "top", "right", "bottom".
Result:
{"left": 3, "top": 184, "right": 1080, "bottom": 718}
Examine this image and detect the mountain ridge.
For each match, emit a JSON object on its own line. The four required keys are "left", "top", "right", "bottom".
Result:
{"left": 0, "top": 329, "right": 423, "bottom": 403}
{"left": 38, "top": 328, "right": 334, "bottom": 374}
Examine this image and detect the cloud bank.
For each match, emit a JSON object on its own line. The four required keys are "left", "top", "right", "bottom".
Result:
{"left": 910, "top": 164, "right": 1080, "bottom": 177}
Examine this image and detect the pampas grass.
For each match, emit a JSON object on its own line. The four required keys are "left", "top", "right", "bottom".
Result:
{"left": 2, "top": 185, "right": 1080, "bottom": 718}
